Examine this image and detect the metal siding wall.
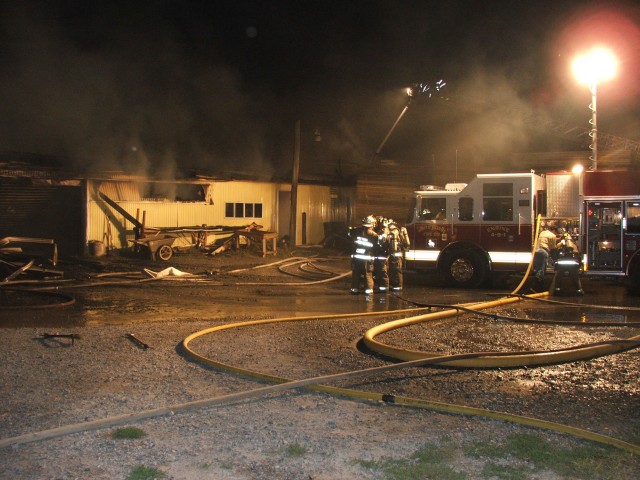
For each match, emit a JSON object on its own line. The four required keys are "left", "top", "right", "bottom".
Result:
{"left": 297, "top": 185, "right": 331, "bottom": 244}
{"left": 356, "top": 171, "right": 420, "bottom": 226}
{"left": 213, "top": 181, "right": 275, "bottom": 230}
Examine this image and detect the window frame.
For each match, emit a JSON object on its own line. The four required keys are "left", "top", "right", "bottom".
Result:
{"left": 225, "top": 202, "right": 263, "bottom": 219}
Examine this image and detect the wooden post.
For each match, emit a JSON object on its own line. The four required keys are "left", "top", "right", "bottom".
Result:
{"left": 289, "top": 120, "right": 300, "bottom": 248}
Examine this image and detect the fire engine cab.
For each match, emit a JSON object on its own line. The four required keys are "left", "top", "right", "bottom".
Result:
{"left": 404, "top": 170, "right": 640, "bottom": 290}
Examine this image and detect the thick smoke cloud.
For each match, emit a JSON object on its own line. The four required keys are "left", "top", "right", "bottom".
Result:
{"left": 0, "top": 1, "right": 274, "bottom": 178}
{"left": 1, "top": 1, "right": 638, "bottom": 179}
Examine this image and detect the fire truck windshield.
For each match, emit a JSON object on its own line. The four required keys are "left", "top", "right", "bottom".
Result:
{"left": 418, "top": 198, "right": 446, "bottom": 221}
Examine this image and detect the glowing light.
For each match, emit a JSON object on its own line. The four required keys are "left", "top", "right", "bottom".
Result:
{"left": 572, "top": 164, "right": 584, "bottom": 174}
{"left": 571, "top": 47, "right": 617, "bottom": 86}
{"left": 407, "top": 79, "right": 447, "bottom": 99}
{"left": 571, "top": 47, "right": 617, "bottom": 170}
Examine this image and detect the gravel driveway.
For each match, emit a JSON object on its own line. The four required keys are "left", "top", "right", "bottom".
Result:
{"left": 1, "top": 248, "right": 638, "bottom": 479}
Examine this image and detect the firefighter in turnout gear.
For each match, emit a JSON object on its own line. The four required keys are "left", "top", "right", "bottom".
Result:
{"left": 387, "top": 219, "right": 410, "bottom": 291}
{"left": 550, "top": 232, "right": 584, "bottom": 296}
{"left": 533, "top": 224, "right": 557, "bottom": 283}
{"left": 373, "top": 216, "right": 390, "bottom": 292}
{"left": 349, "top": 215, "right": 378, "bottom": 294}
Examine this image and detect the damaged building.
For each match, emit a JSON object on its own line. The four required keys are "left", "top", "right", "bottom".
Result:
{"left": 0, "top": 154, "right": 356, "bottom": 260}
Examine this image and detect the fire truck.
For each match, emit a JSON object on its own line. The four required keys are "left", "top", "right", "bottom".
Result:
{"left": 403, "top": 170, "right": 640, "bottom": 289}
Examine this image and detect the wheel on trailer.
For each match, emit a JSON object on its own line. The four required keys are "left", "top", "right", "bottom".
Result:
{"left": 157, "top": 244, "right": 173, "bottom": 261}
{"left": 440, "top": 250, "right": 487, "bottom": 288}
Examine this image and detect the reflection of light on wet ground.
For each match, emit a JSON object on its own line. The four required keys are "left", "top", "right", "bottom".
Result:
{"left": 513, "top": 368, "right": 637, "bottom": 394}
{"left": 521, "top": 306, "right": 640, "bottom": 324}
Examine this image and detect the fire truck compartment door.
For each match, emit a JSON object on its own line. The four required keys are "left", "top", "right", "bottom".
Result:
{"left": 586, "top": 201, "right": 623, "bottom": 271}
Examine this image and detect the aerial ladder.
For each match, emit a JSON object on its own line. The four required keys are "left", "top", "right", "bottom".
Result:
{"left": 376, "top": 81, "right": 640, "bottom": 161}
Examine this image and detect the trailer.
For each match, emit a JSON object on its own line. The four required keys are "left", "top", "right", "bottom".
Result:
{"left": 404, "top": 169, "right": 640, "bottom": 290}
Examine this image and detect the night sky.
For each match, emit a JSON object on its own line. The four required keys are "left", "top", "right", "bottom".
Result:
{"left": 1, "top": 1, "right": 639, "bottom": 178}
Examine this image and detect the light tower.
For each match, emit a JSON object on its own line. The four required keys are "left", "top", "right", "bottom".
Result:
{"left": 571, "top": 47, "right": 617, "bottom": 170}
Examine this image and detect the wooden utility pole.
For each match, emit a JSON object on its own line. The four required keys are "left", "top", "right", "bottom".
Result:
{"left": 289, "top": 120, "right": 301, "bottom": 248}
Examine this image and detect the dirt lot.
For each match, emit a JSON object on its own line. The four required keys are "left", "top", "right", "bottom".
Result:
{"left": 1, "top": 246, "right": 639, "bottom": 479}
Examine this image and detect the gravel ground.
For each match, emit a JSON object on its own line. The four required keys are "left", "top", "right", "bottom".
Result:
{"left": 0, "top": 247, "right": 639, "bottom": 479}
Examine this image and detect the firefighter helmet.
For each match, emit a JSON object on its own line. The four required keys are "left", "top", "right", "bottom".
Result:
{"left": 362, "top": 215, "right": 376, "bottom": 227}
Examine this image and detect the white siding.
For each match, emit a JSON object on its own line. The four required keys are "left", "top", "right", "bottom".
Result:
{"left": 295, "top": 185, "right": 332, "bottom": 245}
{"left": 87, "top": 179, "right": 335, "bottom": 250}
{"left": 88, "top": 180, "right": 279, "bottom": 249}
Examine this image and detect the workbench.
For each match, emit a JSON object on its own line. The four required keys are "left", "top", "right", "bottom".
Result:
{"left": 234, "top": 230, "right": 278, "bottom": 257}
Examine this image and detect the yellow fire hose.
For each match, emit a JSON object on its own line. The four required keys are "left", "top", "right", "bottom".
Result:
{"left": 4, "top": 305, "right": 635, "bottom": 453}
{"left": 361, "top": 294, "right": 640, "bottom": 367}
{"left": 2, "top": 219, "right": 638, "bottom": 455}
{"left": 178, "top": 308, "right": 639, "bottom": 455}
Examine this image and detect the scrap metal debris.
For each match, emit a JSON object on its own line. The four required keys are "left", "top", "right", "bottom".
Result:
{"left": 41, "top": 332, "right": 81, "bottom": 345}
{"left": 0, "top": 237, "right": 60, "bottom": 282}
{"left": 126, "top": 333, "right": 150, "bottom": 349}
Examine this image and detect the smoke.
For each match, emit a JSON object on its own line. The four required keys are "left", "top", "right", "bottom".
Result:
{"left": 0, "top": 1, "right": 273, "bottom": 179}
{"left": 1, "top": 0, "right": 638, "bottom": 181}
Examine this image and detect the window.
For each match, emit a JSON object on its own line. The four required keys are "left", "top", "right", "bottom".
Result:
{"left": 483, "top": 183, "right": 512, "bottom": 196}
{"left": 139, "top": 182, "right": 209, "bottom": 202}
{"left": 458, "top": 197, "right": 473, "bottom": 221}
{"left": 418, "top": 197, "right": 447, "bottom": 220}
{"left": 627, "top": 204, "right": 640, "bottom": 234}
{"left": 482, "top": 183, "right": 513, "bottom": 221}
{"left": 225, "top": 203, "right": 234, "bottom": 217}
{"left": 225, "top": 202, "right": 263, "bottom": 218}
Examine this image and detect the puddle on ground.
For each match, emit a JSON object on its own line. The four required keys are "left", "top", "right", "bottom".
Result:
{"left": 519, "top": 305, "right": 640, "bottom": 324}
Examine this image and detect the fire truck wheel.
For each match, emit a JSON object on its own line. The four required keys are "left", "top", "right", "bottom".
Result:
{"left": 157, "top": 244, "right": 173, "bottom": 261}
{"left": 441, "top": 250, "right": 486, "bottom": 288}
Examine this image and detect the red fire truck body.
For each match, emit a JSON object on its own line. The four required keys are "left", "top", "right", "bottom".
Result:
{"left": 404, "top": 170, "right": 640, "bottom": 289}
{"left": 579, "top": 170, "right": 640, "bottom": 283}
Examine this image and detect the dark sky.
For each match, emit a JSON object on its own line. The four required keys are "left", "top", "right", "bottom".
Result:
{"left": 1, "top": 0, "right": 639, "bottom": 178}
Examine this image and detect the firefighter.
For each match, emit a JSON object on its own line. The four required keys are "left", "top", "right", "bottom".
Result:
{"left": 387, "top": 219, "right": 410, "bottom": 291}
{"left": 348, "top": 215, "right": 378, "bottom": 294}
{"left": 373, "top": 216, "right": 390, "bottom": 292}
{"left": 550, "top": 232, "right": 584, "bottom": 295}
{"left": 532, "top": 224, "right": 557, "bottom": 283}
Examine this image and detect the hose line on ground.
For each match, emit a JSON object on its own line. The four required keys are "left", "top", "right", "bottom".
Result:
{"left": 0, "top": 289, "right": 76, "bottom": 309}
{"left": 493, "top": 292, "right": 640, "bottom": 311}
{"left": 1, "top": 256, "right": 350, "bottom": 292}
{"left": 178, "top": 308, "right": 639, "bottom": 455}
{"left": 362, "top": 294, "right": 640, "bottom": 367}
{"left": 2, "top": 306, "right": 637, "bottom": 455}
{"left": 2, "top": 252, "right": 637, "bottom": 454}
{"left": 396, "top": 298, "right": 640, "bottom": 327}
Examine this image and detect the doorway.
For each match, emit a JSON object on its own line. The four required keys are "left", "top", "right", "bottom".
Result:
{"left": 278, "top": 191, "right": 291, "bottom": 243}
